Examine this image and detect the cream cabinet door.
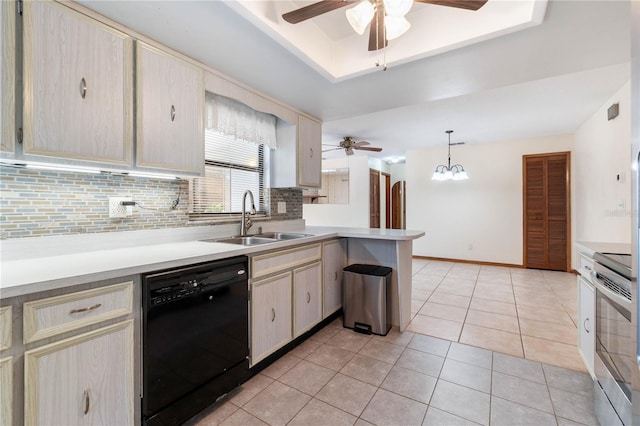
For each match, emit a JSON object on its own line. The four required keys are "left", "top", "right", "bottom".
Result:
{"left": 1, "top": 0, "right": 15, "bottom": 154}
{"left": 24, "top": 321, "right": 134, "bottom": 425}
{"left": 297, "top": 115, "right": 322, "bottom": 187}
{"left": 322, "top": 239, "right": 347, "bottom": 318}
{"left": 250, "top": 272, "right": 292, "bottom": 365}
{"left": 0, "top": 356, "right": 12, "bottom": 426}
{"left": 22, "top": 0, "right": 133, "bottom": 164}
{"left": 578, "top": 276, "right": 595, "bottom": 375}
{"left": 136, "top": 42, "right": 204, "bottom": 174}
{"left": 293, "top": 262, "right": 322, "bottom": 337}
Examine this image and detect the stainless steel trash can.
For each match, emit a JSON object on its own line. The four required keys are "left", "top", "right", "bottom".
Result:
{"left": 342, "top": 264, "right": 392, "bottom": 336}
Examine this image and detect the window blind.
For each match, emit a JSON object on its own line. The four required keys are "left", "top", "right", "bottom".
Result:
{"left": 189, "top": 130, "right": 265, "bottom": 216}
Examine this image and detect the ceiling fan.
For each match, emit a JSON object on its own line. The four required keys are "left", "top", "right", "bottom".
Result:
{"left": 282, "top": 0, "right": 488, "bottom": 51}
{"left": 322, "top": 137, "right": 383, "bottom": 156}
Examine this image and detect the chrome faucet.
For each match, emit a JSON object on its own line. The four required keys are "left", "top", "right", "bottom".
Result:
{"left": 240, "top": 190, "right": 256, "bottom": 236}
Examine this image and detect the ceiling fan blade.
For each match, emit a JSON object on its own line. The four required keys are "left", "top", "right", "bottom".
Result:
{"left": 368, "top": 1, "right": 387, "bottom": 51}
{"left": 283, "top": 0, "right": 357, "bottom": 24}
{"left": 352, "top": 141, "right": 370, "bottom": 147}
{"left": 355, "top": 146, "right": 383, "bottom": 152}
{"left": 414, "top": 0, "right": 487, "bottom": 11}
{"left": 322, "top": 147, "right": 342, "bottom": 152}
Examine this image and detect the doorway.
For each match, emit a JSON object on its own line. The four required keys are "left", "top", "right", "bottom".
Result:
{"left": 523, "top": 152, "right": 571, "bottom": 271}
{"left": 369, "top": 169, "right": 380, "bottom": 228}
{"left": 392, "top": 181, "right": 406, "bottom": 229}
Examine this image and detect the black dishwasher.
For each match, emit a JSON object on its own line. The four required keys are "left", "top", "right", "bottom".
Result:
{"left": 142, "top": 256, "right": 249, "bottom": 426}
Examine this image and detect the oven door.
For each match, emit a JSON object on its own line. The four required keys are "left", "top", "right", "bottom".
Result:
{"left": 593, "top": 281, "right": 633, "bottom": 425}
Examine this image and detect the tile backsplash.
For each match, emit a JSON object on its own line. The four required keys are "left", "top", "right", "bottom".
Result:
{"left": 0, "top": 166, "right": 302, "bottom": 239}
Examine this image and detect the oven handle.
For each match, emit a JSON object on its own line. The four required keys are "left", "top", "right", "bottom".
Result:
{"left": 591, "top": 270, "right": 633, "bottom": 311}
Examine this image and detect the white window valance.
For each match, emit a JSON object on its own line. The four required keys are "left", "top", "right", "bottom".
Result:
{"left": 206, "top": 92, "right": 277, "bottom": 149}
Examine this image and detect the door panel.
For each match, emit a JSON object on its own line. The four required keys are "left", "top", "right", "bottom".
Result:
{"left": 523, "top": 152, "right": 570, "bottom": 271}
{"left": 369, "top": 169, "right": 380, "bottom": 228}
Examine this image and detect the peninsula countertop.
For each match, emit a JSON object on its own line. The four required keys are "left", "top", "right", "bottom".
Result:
{"left": 0, "top": 225, "right": 425, "bottom": 298}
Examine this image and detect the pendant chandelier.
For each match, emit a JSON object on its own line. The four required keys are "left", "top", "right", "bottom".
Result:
{"left": 431, "top": 130, "right": 469, "bottom": 181}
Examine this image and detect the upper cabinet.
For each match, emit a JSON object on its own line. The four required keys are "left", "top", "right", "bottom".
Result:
{"left": 297, "top": 115, "right": 322, "bottom": 187}
{"left": 272, "top": 114, "right": 322, "bottom": 188}
{"left": 1, "top": 0, "right": 15, "bottom": 154}
{"left": 136, "top": 42, "right": 204, "bottom": 175}
{"left": 22, "top": 0, "right": 133, "bottom": 165}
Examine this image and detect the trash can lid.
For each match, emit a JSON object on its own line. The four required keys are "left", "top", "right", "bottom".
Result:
{"left": 343, "top": 264, "right": 392, "bottom": 276}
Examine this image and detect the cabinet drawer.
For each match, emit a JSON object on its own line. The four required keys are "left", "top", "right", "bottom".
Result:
{"left": 23, "top": 282, "right": 133, "bottom": 344}
{"left": 251, "top": 243, "right": 321, "bottom": 279}
{"left": 0, "top": 306, "right": 11, "bottom": 350}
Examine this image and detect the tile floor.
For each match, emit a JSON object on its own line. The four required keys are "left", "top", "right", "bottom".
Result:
{"left": 408, "top": 259, "right": 584, "bottom": 372}
{"left": 189, "top": 260, "right": 596, "bottom": 426}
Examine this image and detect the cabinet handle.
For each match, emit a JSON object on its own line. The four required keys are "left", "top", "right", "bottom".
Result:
{"left": 584, "top": 317, "right": 589, "bottom": 333}
{"left": 306, "top": 292, "right": 311, "bottom": 303}
{"left": 83, "top": 389, "right": 90, "bottom": 415}
{"left": 171, "top": 105, "right": 176, "bottom": 122}
{"left": 334, "top": 271, "right": 338, "bottom": 281}
{"left": 309, "top": 148, "right": 313, "bottom": 158}
{"left": 69, "top": 303, "right": 102, "bottom": 315}
{"left": 80, "top": 78, "right": 87, "bottom": 99}
{"left": 271, "top": 308, "right": 275, "bottom": 322}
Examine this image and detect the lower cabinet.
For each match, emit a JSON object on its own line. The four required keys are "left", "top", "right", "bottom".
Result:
{"left": 251, "top": 272, "right": 292, "bottom": 365}
{"left": 322, "top": 239, "right": 347, "bottom": 318}
{"left": 0, "top": 356, "right": 11, "bottom": 426}
{"left": 293, "top": 262, "right": 322, "bottom": 338}
{"left": 578, "top": 275, "right": 595, "bottom": 375}
{"left": 24, "top": 320, "right": 135, "bottom": 425}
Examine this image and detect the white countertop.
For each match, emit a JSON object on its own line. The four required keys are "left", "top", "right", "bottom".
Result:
{"left": 0, "top": 225, "right": 424, "bottom": 298}
{"left": 575, "top": 240, "right": 632, "bottom": 258}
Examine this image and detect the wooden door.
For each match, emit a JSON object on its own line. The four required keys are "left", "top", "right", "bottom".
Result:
{"left": 370, "top": 169, "right": 381, "bottom": 228}
{"left": 392, "top": 181, "right": 406, "bottom": 229}
{"left": 523, "top": 152, "right": 570, "bottom": 271}
{"left": 383, "top": 173, "right": 391, "bottom": 228}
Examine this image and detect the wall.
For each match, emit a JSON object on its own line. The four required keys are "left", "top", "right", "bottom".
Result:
{"left": 573, "top": 81, "right": 632, "bottom": 251}
{"left": 0, "top": 166, "right": 302, "bottom": 239}
{"left": 406, "top": 134, "right": 573, "bottom": 265}
{"left": 303, "top": 156, "right": 370, "bottom": 227}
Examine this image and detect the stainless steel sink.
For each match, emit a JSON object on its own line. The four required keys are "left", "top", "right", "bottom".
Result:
{"left": 202, "top": 236, "right": 278, "bottom": 246}
{"left": 256, "top": 232, "right": 312, "bottom": 240}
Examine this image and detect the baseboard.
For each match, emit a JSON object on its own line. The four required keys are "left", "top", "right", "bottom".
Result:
{"left": 412, "top": 255, "right": 523, "bottom": 269}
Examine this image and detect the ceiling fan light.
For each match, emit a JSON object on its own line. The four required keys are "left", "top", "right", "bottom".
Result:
{"left": 383, "top": 0, "right": 413, "bottom": 17}
{"left": 385, "top": 16, "right": 411, "bottom": 40}
{"left": 346, "top": 1, "right": 375, "bottom": 35}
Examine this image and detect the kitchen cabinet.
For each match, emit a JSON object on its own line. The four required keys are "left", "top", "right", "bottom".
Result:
{"left": 297, "top": 115, "right": 322, "bottom": 187}
{"left": 0, "top": 356, "right": 11, "bottom": 426}
{"left": 136, "top": 41, "right": 204, "bottom": 175}
{"left": 22, "top": 281, "right": 133, "bottom": 344}
{"left": 0, "top": 306, "right": 11, "bottom": 350}
{"left": 1, "top": 0, "right": 15, "bottom": 155}
{"left": 578, "top": 274, "right": 595, "bottom": 376}
{"left": 250, "top": 272, "right": 292, "bottom": 365}
{"left": 24, "top": 320, "right": 135, "bottom": 425}
{"left": 272, "top": 114, "right": 322, "bottom": 188}
{"left": 22, "top": 0, "right": 133, "bottom": 165}
{"left": 322, "top": 239, "right": 347, "bottom": 318}
{"left": 293, "top": 262, "right": 322, "bottom": 337}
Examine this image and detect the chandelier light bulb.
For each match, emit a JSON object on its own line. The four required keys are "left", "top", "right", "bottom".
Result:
{"left": 346, "top": 0, "right": 375, "bottom": 35}
{"left": 385, "top": 16, "right": 411, "bottom": 40}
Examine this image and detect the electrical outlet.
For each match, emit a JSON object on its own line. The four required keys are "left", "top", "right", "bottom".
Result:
{"left": 109, "top": 197, "right": 133, "bottom": 218}
{"left": 278, "top": 202, "right": 286, "bottom": 214}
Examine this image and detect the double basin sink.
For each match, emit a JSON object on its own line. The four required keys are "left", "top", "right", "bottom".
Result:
{"left": 202, "top": 232, "right": 312, "bottom": 246}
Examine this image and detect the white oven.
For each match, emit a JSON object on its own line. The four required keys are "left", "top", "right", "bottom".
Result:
{"left": 592, "top": 253, "right": 633, "bottom": 426}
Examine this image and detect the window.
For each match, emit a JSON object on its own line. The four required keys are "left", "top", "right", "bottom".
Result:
{"left": 189, "top": 93, "right": 276, "bottom": 218}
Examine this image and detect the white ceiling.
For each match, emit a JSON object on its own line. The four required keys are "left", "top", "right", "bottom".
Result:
{"left": 79, "top": 0, "right": 631, "bottom": 162}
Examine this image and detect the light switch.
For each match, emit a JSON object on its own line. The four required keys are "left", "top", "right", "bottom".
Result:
{"left": 278, "top": 202, "right": 286, "bottom": 214}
